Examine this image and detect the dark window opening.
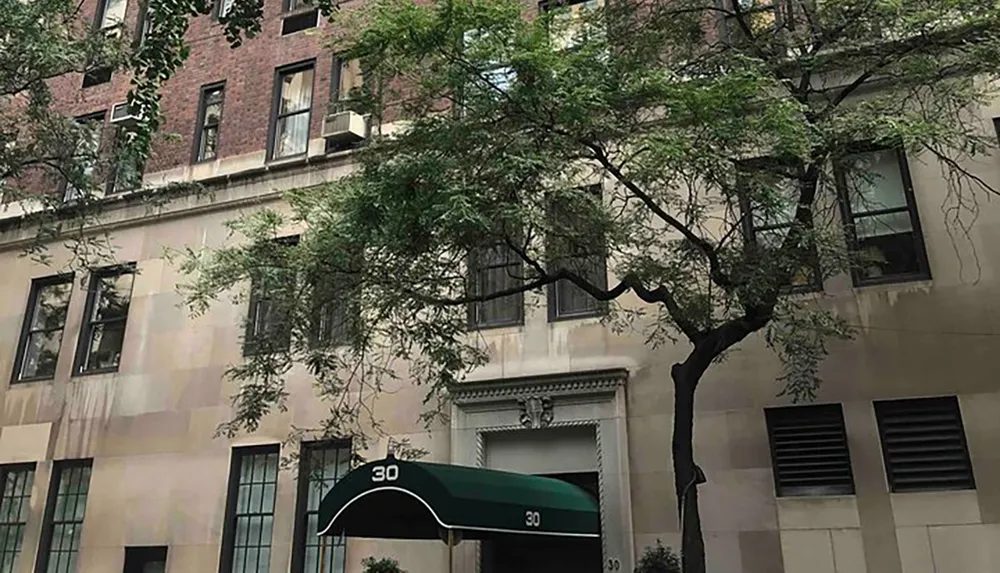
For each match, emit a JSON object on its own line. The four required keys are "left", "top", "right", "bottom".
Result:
{"left": 281, "top": 9, "right": 319, "bottom": 35}
{"left": 11, "top": 275, "right": 73, "bottom": 383}
{"left": 106, "top": 127, "right": 145, "bottom": 195}
{"left": 269, "top": 62, "right": 315, "bottom": 160}
{"left": 219, "top": 446, "right": 279, "bottom": 573}
{"left": 291, "top": 441, "right": 351, "bottom": 573}
{"left": 0, "top": 464, "right": 36, "bottom": 573}
{"left": 765, "top": 404, "right": 855, "bottom": 497}
{"left": 63, "top": 113, "right": 105, "bottom": 202}
{"left": 836, "top": 146, "right": 930, "bottom": 286}
{"left": 310, "top": 271, "right": 358, "bottom": 348}
{"left": 123, "top": 547, "right": 167, "bottom": 573}
{"left": 547, "top": 186, "right": 608, "bottom": 321}
{"left": 194, "top": 83, "right": 225, "bottom": 163}
{"left": 35, "top": 460, "right": 92, "bottom": 573}
{"left": 82, "top": 68, "right": 112, "bottom": 88}
{"left": 74, "top": 264, "right": 135, "bottom": 375}
{"left": 468, "top": 244, "right": 524, "bottom": 330}
{"left": 245, "top": 237, "right": 298, "bottom": 355}
{"left": 874, "top": 396, "right": 975, "bottom": 493}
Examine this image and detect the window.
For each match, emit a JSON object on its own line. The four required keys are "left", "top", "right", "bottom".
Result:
{"left": 836, "top": 146, "right": 929, "bottom": 285}
{"left": 330, "top": 57, "right": 363, "bottom": 111}
{"left": 281, "top": 9, "right": 319, "bottom": 35}
{"left": 194, "top": 83, "right": 225, "bottom": 162}
{"left": 291, "top": 442, "right": 351, "bottom": 573}
{"left": 245, "top": 238, "right": 297, "bottom": 355}
{"left": 81, "top": 68, "right": 112, "bottom": 88}
{"left": 64, "top": 114, "right": 104, "bottom": 202}
{"left": 269, "top": 63, "right": 315, "bottom": 160}
{"left": 74, "top": 265, "right": 135, "bottom": 375}
{"left": 765, "top": 404, "right": 854, "bottom": 497}
{"left": 135, "top": 2, "right": 154, "bottom": 50}
{"left": 722, "top": 0, "right": 785, "bottom": 44}
{"left": 106, "top": 128, "right": 145, "bottom": 195}
{"left": 285, "top": 0, "right": 309, "bottom": 11}
{"left": 11, "top": 275, "right": 73, "bottom": 383}
{"left": 874, "top": 397, "right": 975, "bottom": 493}
{"left": 216, "top": 0, "right": 235, "bottom": 19}
{"left": 97, "top": 0, "right": 127, "bottom": 29}
{"left": 994, "top": 117, "right": 1000, "bottom": 146}
{"left": 468, "top": 245, "right": 523, "bottom": 329}
{"left": 542, "top": 0, "right": 605, "bottom": 51}
{"left": 738, "top": 163, "right": 820, "bottom": 290}
{"left": 219, "top": 446, "right": 279, "bottom": 573}
{"left": 547, "top": 186, "right": 607, "bottom": 320}
{"left": 123, "top": 547, "right": 166, "bottom": 573}
{"left": 36, "top": 460, "right": 92, "bottom": 573}
{"left": 0, "top": 464, "right": 35, "bottom": 573}
{"left": 310, "top": 273, "right": 357, "bottom": 348}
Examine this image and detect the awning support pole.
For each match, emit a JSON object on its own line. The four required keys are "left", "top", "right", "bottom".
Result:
{"left": 320, "top": 533, "right": 328, "bottom": 573}
{"left": 447, "top": 529, "right": 454, "bottom": 573}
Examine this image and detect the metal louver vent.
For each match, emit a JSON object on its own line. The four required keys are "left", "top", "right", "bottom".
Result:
{"left": 765, "top": 404, "right": 854, "bottom": 497}
{"left": 874, "top": 397, "right": 975, "bottom": 493}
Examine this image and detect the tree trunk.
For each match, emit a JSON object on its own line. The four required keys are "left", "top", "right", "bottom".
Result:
{"left": 672, "top": 361, "right": 705, "bottom": 573}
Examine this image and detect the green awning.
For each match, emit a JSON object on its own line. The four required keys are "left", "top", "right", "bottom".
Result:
{"left": 317, "top": 457, "right": 600, "bottom": 540}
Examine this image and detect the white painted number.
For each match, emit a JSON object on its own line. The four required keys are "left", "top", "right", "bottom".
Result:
{"left": 524, "top": 510, "right": 541, "bottom": 527}
{"left": 372, "top": 464, "right": 399, "bottom": 483}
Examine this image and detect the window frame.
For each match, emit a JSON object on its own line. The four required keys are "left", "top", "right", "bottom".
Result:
{"left": 62, "top": 112, "right": 106, "bottom": 202}
{"left": 244, "top": 236, "right": 299, "bottom": 356}
{"left": 290, "top": 440, "right": 351, "bottom": 573}
{"left": 10, "top": 273, "right": 74, "bottom": 384}
{"left": 105, "top": 126, "right": 146, "bottom": 196}
{"left": 72, "top": 263, "right": 136, "bottom": 376}
{"left": 834, "top": 144, "right": 931, "bottom": 287}
{"left": 0, "top": 463, "right": 36, "bottom": 573}
{"left": 466, "top": 244, "right": 525, "bottom": 330}
{"left": 34, "top": 459, "right": 92, "bottom": 573}
{"left": 546, "top": 185, "right": 609, "bottom": 322}
{"left": 267, "top": 61, "right": 317, "bottom": 162}
{"left": 218, "top": 445, "right": 280, "bottom": 573}
{"left": 192, "top": 82, "right": 226, "bottom": 163}
{"left": 95, "top": 0, "right": 127, "bottom": 30}
{"left": 215, "top": 0, "right": 235, "bottom": 20}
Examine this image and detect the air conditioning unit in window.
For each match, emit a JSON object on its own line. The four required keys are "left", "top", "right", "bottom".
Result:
{"left": 110, "top": 102, "right": 139, "bottom": 125}
{"left": 321, "top": 111, "right": 367, "bottom": 144}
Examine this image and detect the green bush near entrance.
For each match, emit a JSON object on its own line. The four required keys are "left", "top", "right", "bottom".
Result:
{"left": 361, "top": 556, "right": 406, "bottom": 573}
{"left": 635, "top": 541, "right": 681, "bottom": 573}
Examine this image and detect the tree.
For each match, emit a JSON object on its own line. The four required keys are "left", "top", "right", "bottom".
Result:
{"left": 179, "top": 1, "right": 1000, "bottom": 571}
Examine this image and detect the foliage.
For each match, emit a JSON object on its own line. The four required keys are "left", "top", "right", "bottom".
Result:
{"left": 177, "top": 1, "right": 1000, "bottom": 572}
{"left": 635, "top": 541, "right": 681, "bottom": 573}
{"left": 361, "top": 556, "right": 406, "bottom": 573}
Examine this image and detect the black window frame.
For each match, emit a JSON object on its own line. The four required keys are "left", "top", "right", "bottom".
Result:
{"left": 193, "top": 82, "right": 226, "bottom": 163}
{"left": 0, "top": 463, "right": 36, "bottom": 573}
{"left": 218, "top": 445, "right": 280, "bottom": 573}
{"left": 123, "top": 546, "right": 168, "bottom": 573}
{"left": 11, "top": 274, "right": 75, "bottom": 384}
{"left": 873, "top": 396, "right": 976, "bottom": 494}
{"left": 105, "top": 126, "right": 146, "bottom": 196}
{"left": 309, "top": 266, "right": 360, "bottom": 349}
{"left": 35, "top": 459, "right": 93, "bottom": 573}
{"left": 62, "top": 112, "right": 106, "bottom": 202}
{"left": 244, "top": 236, "right": 298, "bottom": 356}
{"left": 72, "top": 263, "right": 136, "bottom": 376}
{"left": 764, "top": 403, "right": 855, "bottom": 497}
{"left": 290, "top": 440, "right": 351, "bottom": 573}
{"left": 546, "top": 185, "right": 609, "bottom": 322}
{"left": 466, "top": 244, "right": 525, "bottom": 330}
{"left": 81, "top": 67, "right": 113, "bottom": 89}
{"left": 267, "top": 61, "right": 317, "bottom": 162}
{"left": 835, "top": 144, "right": 931, "bottom": 287}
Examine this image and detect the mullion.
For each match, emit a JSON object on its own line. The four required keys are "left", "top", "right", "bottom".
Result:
{"left": 851, "top": 205, "right": 909, "bottom": 220}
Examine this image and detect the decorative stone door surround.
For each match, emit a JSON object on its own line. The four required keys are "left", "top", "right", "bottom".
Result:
{"left": 450, "top": 368, "right": 634, "bottom": 573}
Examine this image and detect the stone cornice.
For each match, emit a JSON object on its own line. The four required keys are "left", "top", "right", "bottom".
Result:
{"left": 449, "top": 368, "right": 627, "bottom": 405}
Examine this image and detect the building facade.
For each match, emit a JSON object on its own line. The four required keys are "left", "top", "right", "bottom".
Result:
{"left": 2, "top": 0, "right": 1000, "bottom": 572}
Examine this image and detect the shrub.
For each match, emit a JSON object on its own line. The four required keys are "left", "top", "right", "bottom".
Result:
{"left": 635, "top": 540, "right": 681, "bottom": 573}
{"left": 361, "top": 557, "right": 406, "bottom": 573}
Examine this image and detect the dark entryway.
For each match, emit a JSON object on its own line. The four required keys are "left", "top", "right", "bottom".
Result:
{"left": 481, "top": 472, "right": 602, "bottom": 573}
{"left": 123, "top": 546, "right": 167, "bottom": 573}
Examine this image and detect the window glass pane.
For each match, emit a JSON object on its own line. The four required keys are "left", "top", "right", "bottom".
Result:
{"left": 279, "top": 69, "right": 314, "bottom": 115}
{"left": 336, "top": 59, "right": 362, "bottom": 101}
{"left": 854, "top": 213, "right": 921, "bottom": 280}
{"left": 219, "top": 0, "right": 235, "bottom": 17}
{"left": 274, "top": 114, "right": 310, "bottom": 158}
{"left": 85, "top": 321, "right": 126, "bottom": 371}
{"left": 204, "top": 101, "right": 222, "bottom": 127}
{"left": 42, "top": 463, "right": 90, "bottom": 573}
{"left": 229, "top": 450, "right": 278, "bottom": 573}
{"left": 0, "top": 467, "right": 34, "bottom": 573}
{"left": 201, "top": 127, "right": 219, "bottom": 161}
{"left": 93, "top": 273, "right": 134, "bottom": 322}
{"left": 30, "top": 282, "right": 72, "bottom": 332}
{"left": 298, "top": 444, "right": 349, "bottom": 573}
{"left": 20, "top": 331, "right": 63, "bottom": 380}
{"left": 845, "top": 149, "right": 908, "bottom": 213}
{"left": 101, "top": 0, "right": 127, "bottom": 27}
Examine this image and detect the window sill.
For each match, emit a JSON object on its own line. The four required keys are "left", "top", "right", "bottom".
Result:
{"left": 468, "top": 320, "right": 525, "bottom": 332}
{"left": 9, "top": 375, "right": 56, "bottom": 385}
{"left": 72, "top": 366, "right": 121, "bottom": 377}
{"left": 548, "top": 309, "right": 606, "bottom": 324}
{"left": 852, "top": 273, "right": 932, "bottom": 289}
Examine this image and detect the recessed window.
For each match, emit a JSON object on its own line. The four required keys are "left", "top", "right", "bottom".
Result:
{"left": 0, "top": 464, "right": 36, "bottom": 573}
{"left": 765, "top": 404, "right": 854, "bottom": 496}
{"left": 874, "top": 396, "right": 975, "bottom": 493}
{"left": 310, "top": 270, "right": 358, "bottom": 348}
{"left": 82, "top": 67, "right": 113, "bottom": 88}
{"left": 738, "top": 161, "right": 820, "bottom": 291}
{"left": 291, "top": 442, "right": 350, "bottom": 573}
{"left": 542, "top": 0, "right": 605, "bottom": 51}
{"left": 220, "top": 446, "right": 279, "bottom": 573}
{"left": 64, "top": 113, "right": 105, "bottom": 202}
{"left": 547, "top": 186, "right": 607, "bottom": 321}
{"left": 36, "top": 460, "right": 92, "bottom": 573}
{"left": 97, "top": 0, "right": 127, "bottom": 29}
{"left": 270, "top": 63, "right": 315, "bottom": 160}
{"left": 245, "top": 237, "right": 297, "bottom": 355}
{"left": 107, "top": 127, "right": 145, "bottom": 195}
{"left": 836, "top": 146, "right": 930, "bottom": 285}
{"left": 330, "top": 56, "right": 363, "bottom": 110}
{"left": 194, "top": 83, "right": 225, "bottom": 162}
{"left": 123, "top": 547, "right": 167, "bottom": 573}
{"left": 468, "top": 245, "right": 523, "bottom": 329}
{"left": 216, "top": 0, "right": 235, "bottom": 19}
{"left": 281, "top": 8, "right": 319, "bottom": 35}
{"left": 74, "top": 264, "right": 136, "bottom": 375}
{"left": 11, "top": 275, "right": 73, "bottom": 383}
